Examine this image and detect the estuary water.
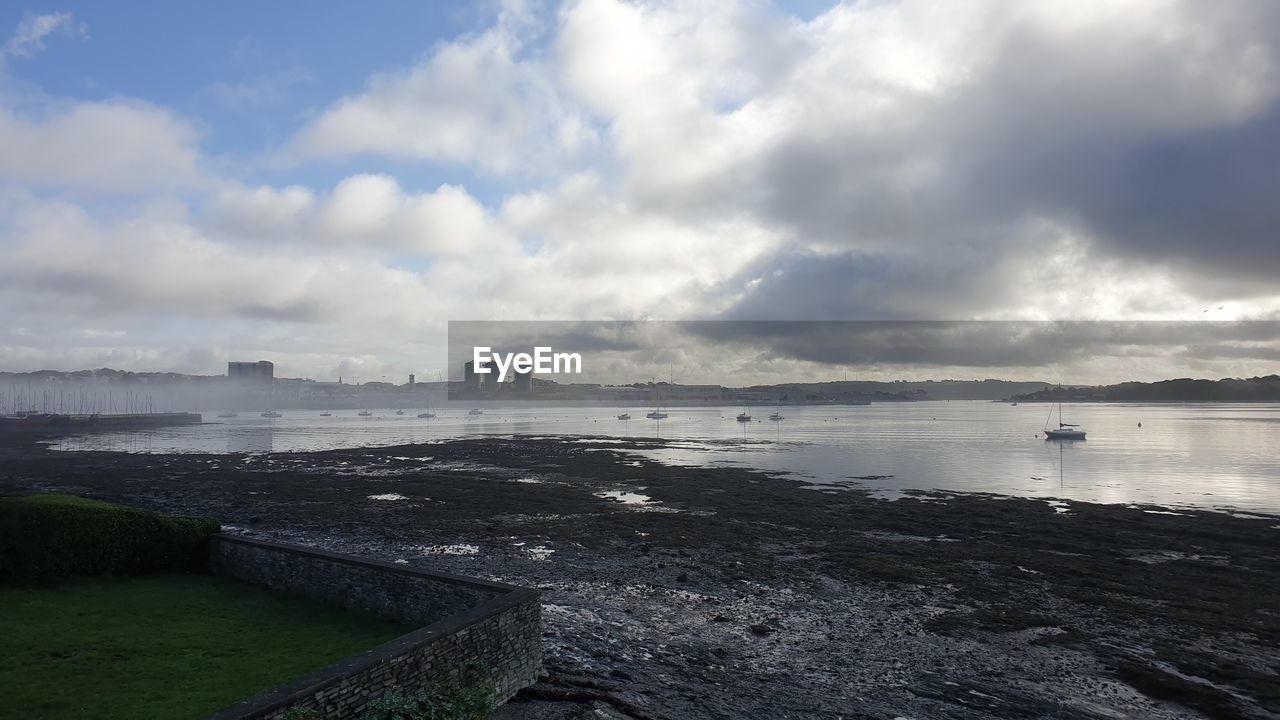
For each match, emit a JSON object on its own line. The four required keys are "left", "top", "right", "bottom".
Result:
{"left": 49, "top": 401, "right": 1280, "bottom": 514}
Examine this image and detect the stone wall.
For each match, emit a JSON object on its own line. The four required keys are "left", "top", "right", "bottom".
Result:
{"left": 204, "top": 535, "right": 542, "bottom": 720}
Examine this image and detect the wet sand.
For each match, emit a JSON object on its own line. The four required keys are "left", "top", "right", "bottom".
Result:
{"left": 1, "top": 436, "right": 1277, "bottom": 719}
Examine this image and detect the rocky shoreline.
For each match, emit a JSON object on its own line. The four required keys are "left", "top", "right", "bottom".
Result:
{"left": 2, "top": 436, "right": 1277, "bottom": 719}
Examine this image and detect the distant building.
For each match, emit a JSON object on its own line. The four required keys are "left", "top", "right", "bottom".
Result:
{"left": 513, "top": 369, "right": 533, "bottom": 393}
{"left": 408, "top": 373, "right": 415, "bottom": 385}
{"left": 657, "top": 384, "right": 724, "bottom": 402}
{"left": 228, "top": 360, "right": 274, "bottom": 385}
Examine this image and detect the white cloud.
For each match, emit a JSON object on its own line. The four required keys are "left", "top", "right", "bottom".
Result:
{"left": 212, "top": 175, "right": 516, "bottom": 257}
{"left": 287, "top": 4, "right": 597, "bottom": 175}
{"left": 0, "top": 99, "right": 205, "bottom": 193}
{"left": 322, "top": 174, "right": 402, "bottom": 239}
{"left": 3, "top": 12, "right": 86, "bottom": 59}
{"left": 211, "top": 184, "right": 316, "bottom": 238}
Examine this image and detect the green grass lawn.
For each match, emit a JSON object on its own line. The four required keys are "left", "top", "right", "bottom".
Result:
{"left": 0, "top": 574, "right": 409, "bottom": 720}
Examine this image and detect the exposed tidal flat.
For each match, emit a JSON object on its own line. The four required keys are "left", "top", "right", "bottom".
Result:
{"left": 2, "top": 436, "right": 1277, "bottom": 719}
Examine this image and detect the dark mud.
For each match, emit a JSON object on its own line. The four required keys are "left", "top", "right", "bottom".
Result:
{"left": 2, "top": 436, "right": 1277, "bottom": 719}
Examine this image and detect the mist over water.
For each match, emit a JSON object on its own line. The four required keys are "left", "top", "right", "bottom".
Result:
{"left": 49, "top": 401, "right": 1280, "bottom": 514}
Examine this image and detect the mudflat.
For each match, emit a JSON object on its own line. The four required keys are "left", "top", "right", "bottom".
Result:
{"left": 2, "top": 436, "right": 1276, "bottom": 719}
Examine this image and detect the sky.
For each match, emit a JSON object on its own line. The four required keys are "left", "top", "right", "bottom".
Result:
{"left": 2, "top": 0, "right": 1280, "bottom": 384}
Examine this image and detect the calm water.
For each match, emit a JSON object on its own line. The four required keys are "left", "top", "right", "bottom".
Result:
{"left": 48, "top": 402, "right": 1280, "bottom": 514}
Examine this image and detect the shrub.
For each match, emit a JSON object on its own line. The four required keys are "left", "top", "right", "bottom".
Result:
{"left": 0, "top": 494, "right": 220, "bottom": 582}
{"left": 363, "top": 664, "right": 496, "bottom": 720}
{"left": 279, "top": 707, "right": 321, "bottom": 720}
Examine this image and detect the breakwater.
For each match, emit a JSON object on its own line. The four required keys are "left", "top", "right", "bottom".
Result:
{"left": 0, "top": 412, "right": 202, "bottom": 435}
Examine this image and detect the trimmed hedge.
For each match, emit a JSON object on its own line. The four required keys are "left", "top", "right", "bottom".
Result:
{"left": 0, "top": 494, "right": 220, "bottom": 582}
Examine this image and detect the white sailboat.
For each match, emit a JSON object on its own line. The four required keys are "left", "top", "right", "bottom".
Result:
{"left": 736, "top": 405, "right": 751, "bottom": 422}
{"left": 1043, "top": 394, "right": 1086, "bottom": 440}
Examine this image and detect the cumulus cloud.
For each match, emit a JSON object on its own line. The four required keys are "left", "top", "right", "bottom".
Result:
{"left": 287, "top": 4, "right": 597, "bottom": 175}
{"left": 0, "top": 193, "right": 458, "bottom": 377}
{"left": 552, "top": 0, "right": 1280, "bottom": 302}
{"left": 212, "top": 175, "right": 516, "bottom": 256}
{"left": 6, "top": 0, "right": 1280, "bottom": 380}
{"left": 0, "top": 100, "right": 205, "bottom": 193}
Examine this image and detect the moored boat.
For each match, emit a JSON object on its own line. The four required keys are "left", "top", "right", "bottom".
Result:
{"left": 1043, "top": 393, "right": 1086, "bottom": 440}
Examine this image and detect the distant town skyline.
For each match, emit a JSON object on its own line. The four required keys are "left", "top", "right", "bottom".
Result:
{"left": 3, "top": 2, "right": 1280, "bottom": 383}
{"left": 5, "top": 318, "right": 1280, "bottom": 388}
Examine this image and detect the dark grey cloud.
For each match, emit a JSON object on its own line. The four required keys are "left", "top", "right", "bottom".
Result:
{"left": 713, "top": 248, "right": 1015, "bottom": 321}
{"left": 685, "top": 321, "right": 1280, "bottom": 369}
{"left": 1085, "top": 106, "right": 1280, "bottom": 285}
{"left": 448, "top": 320, "right": 1280, "bottom": 382}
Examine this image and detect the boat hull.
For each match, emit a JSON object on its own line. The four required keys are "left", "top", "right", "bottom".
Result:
{"left": 1044, "top": 429, "right": 1086, "bottom": 440}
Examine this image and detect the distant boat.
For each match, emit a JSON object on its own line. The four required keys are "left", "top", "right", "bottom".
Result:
{"left": 468, "top": 408, "right": 484, "bottom": 416}
{"left": 1010, "top": 401, "right": 1019, "bottom": 406}
{"left": 358, "top": 410, "right": 374, "bottom": 417}
{"left": 319, "top": 412, "right": 332, "bottom": 417}
{"left": 736, "top": 405, "right": 751, "bottom": 423}
{"left": 260, "top": 410, "right": 282, "bottom": 418}
{"left": 217, "top": 412, "right": 238, "bottom": 418}
{"left": 646, "top": 384, "right": 668, "bottom": 420}
{"left": 617, "top": 412, "right": 631, "bottom": 420}
{"left": 1043, "top": 394, "right": 1086, "bottom": 440}
{"left": 395, "top": 409, "right": 405, "bottom": 415}
{"left": 769, "top": 405, "right": 784, "bottom": 421}
{"left": 417, "top": 396, "right": 437, "bottom": 420}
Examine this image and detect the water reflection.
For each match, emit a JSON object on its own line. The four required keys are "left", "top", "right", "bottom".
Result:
{"left": 227, "top": 421, "right": 274, "bottom": 454}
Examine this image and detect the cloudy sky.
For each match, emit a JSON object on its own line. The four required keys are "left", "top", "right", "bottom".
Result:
{"left": 2, "top": 0, "right": 1279, "bottom": 384}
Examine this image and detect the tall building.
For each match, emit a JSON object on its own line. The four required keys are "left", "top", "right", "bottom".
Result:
{"left": 228, "top": 360, "right": 274, "bottom": 385}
